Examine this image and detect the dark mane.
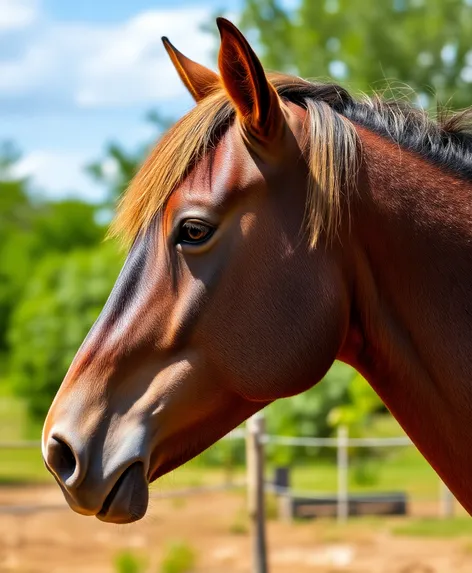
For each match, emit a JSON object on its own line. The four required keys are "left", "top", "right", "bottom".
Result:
{"left": 272, "top": 74, "right": 472, "bottom": 181}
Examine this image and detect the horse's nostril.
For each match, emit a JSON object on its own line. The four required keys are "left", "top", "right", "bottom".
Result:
{"left": 47, "top": 436, "right": 77, "bottom": 484}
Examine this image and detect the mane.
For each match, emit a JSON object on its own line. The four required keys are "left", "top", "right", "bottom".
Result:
{"left": 111, "top": 73, "right": 472, "bottom": 247}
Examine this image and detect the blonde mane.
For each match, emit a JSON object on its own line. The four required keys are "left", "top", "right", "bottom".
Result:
{"left": 109, "top": 73, "right": 360, "bottom": 248}
{"left": 109, "top": 89, "right": 234, "bottom": 246}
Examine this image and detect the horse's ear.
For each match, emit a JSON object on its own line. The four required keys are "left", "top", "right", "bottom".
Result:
{"left": 216, "top": 17, "right": 283, "bottom": 140}
{"left": 162, "top": 37, "right": 220, "bottom": 102}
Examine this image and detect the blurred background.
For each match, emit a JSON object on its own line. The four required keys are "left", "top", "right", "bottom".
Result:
{"left": 1, "top": 1, "right": 472, "bottom": 572}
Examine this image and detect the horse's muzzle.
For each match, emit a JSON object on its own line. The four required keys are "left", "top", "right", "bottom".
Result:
{"left": 96, "top": 462, "right": 149, "bottom": 524}
{"left": 43, "top": 428, "right": 150, "bottom": 524}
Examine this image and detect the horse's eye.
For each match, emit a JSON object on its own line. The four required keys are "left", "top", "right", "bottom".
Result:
{"left": 178, "top": 219, "right": 215, "bottom": 245}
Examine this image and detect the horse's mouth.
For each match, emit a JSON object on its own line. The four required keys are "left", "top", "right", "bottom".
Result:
{"left": 96, "top": 462, "right": 149, "bottom": 524}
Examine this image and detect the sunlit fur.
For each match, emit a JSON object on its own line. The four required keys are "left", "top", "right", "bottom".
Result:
{"left": 110, "top": 72, "right": 472, "bottom": 250}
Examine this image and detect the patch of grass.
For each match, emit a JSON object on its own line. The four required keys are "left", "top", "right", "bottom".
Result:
{"left": 0, "top": 388, "right": 43, "bottom": 439}
{"left": 351, "top": 458, "right": 380, "bottom": 486}
{"left": 171, "top": 497, "right": 187, "bottom": 510}
{"left": 114, "top": 550, "right": 147, "bottom": 573}
{"left": 314, "top": 517, "right": 381, "bottom": 544}
{"left": 151, "top": 463, "right": 245, "bottom": 492}
{"left": 0, "top": 447, "right": 51, "bottom": 484}
{"left": 229, "top": 507, "right": 249, "bottom": 535}
{"left": 288, "top": 447, "right": 440, "bottom": 500}
{"left": 0, "top": 394, "right": 28, "bottom": 441}
{"left": 160, "top": 541, "right": 196, "bottom": 573}
{"left": 265, "top": 493, "right": 279, "bottom": 520}
{"left": 393, "top": 518, "right": 472, "bottom": 538}
{"left": 0, "top": 390, "right": 50, "bottom": 484}
{"left": 462, "top": 540, "right": 472, "bottom": 555}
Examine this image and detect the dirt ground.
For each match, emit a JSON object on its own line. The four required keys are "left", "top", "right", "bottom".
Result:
{"left": 0, "top": 486, "right": 471, "bottom": 573}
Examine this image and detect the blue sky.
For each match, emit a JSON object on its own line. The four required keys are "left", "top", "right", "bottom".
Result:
{"left": 0, "top": 0, "right": 242, "bottom": 202}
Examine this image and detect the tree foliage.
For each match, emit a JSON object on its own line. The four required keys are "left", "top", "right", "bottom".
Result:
{"left": 0, "top": 145, "right": 104, "bottom": 358}
{"left": 240, "top": 0, "right": 472, "bottom": 108}
{"left": 8, "top": 244, "right": 123, "bottom": 421}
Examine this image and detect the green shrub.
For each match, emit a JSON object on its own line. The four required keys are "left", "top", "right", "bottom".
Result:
{"left": 160, "top": 541, "right": 196, "bottom": 573}
{"left": 393, "top": 518, "right": 472, "bottom": 538}
{"left": 8, "top": 244, "right": 123, "bottom": 421}
{"left": 114, "top": 550, "right": 146, "bottom": 573}
{"left": 229, "top": 507, "right": 249, "bottom": 535}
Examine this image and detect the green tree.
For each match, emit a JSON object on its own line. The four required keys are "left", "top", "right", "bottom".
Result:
{"left": 328, "top": 374, "right": 385, "bottom": 485}
{"left": 8, "top": 244, "right": 123, "bottom": 421}
{"left": 0, "top": 143, "right": 35, "bottom": 356}
{"left": 0, "top": 143, "right": 105, "bottom": 360}
{"left": 328, "top": 373, "right": 383, "bottom": 434}
{"left": 239, "top": 0, "right": 472, "bottom": 108}
{"left": 31, "top": 200, "right": 103, "bottom": 256}
{"left": 264, "top": 361, "right": 356, "bottom": 464}
{"left": 0, "top": 144, "right": 47, "bottom": 366}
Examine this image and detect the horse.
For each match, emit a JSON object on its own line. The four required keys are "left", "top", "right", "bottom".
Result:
{"left": 42, "top": 17, "right": 472, "bottom": 524}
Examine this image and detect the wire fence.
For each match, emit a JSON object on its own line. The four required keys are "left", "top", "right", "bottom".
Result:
{"left": 0, "top": 421, "right": 454, "bottom": 518}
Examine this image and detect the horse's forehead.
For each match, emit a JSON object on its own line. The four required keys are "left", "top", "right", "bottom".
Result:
{"left": 168, "top": 125, "right": 261, "bottom": 213}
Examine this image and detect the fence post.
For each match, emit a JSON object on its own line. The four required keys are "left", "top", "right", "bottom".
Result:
{"left": 246, "top": 413, "right": 268, "bottom": 573}
{"left": 440, "top": 481, "right": 454, "bottom": 518}
{"left": 337, "top": 425, "right": 349, "bottom": 523}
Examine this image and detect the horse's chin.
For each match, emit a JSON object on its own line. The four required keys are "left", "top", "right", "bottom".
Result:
{"left": 147, "top": 447, "right": 202, "bottom": 485}
{"left": 96, "top": 462, "right": 149, "bottom": 524}
{"left": 148, "top": 458, "right": 182, "bottom": 484}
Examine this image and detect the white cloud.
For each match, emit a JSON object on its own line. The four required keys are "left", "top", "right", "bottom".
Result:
{"left": 0, "top": 4, "right": 226, "bottom": 201}
{"left": 0, "top": 6, "right": 217, "bottom": 109}
{"left": 76, "top": 8, "right": 215, "bottom": 107}
{"left": 0, "top": 0, "right": 39, "bottom": 31}
{"left": 0, "top": 46, "right": 52, "bottom": 94}
{"left": 13, "top": 150, "right": 105, "bottom": 203}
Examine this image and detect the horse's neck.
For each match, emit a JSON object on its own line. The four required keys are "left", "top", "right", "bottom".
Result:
{"left": 342, "top": 126, "right": 472, "bottom": 513}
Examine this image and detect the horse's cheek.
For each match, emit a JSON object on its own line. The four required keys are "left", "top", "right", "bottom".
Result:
{"left": 204, "top": 254, "right": 349, "bottom": 402}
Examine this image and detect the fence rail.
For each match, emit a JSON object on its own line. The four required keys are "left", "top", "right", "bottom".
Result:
{"left": 0, "top": 434, "right": 415, "bottom": 450}
{"left": 261, "top": 434, "right": 413, "bottom": 447}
